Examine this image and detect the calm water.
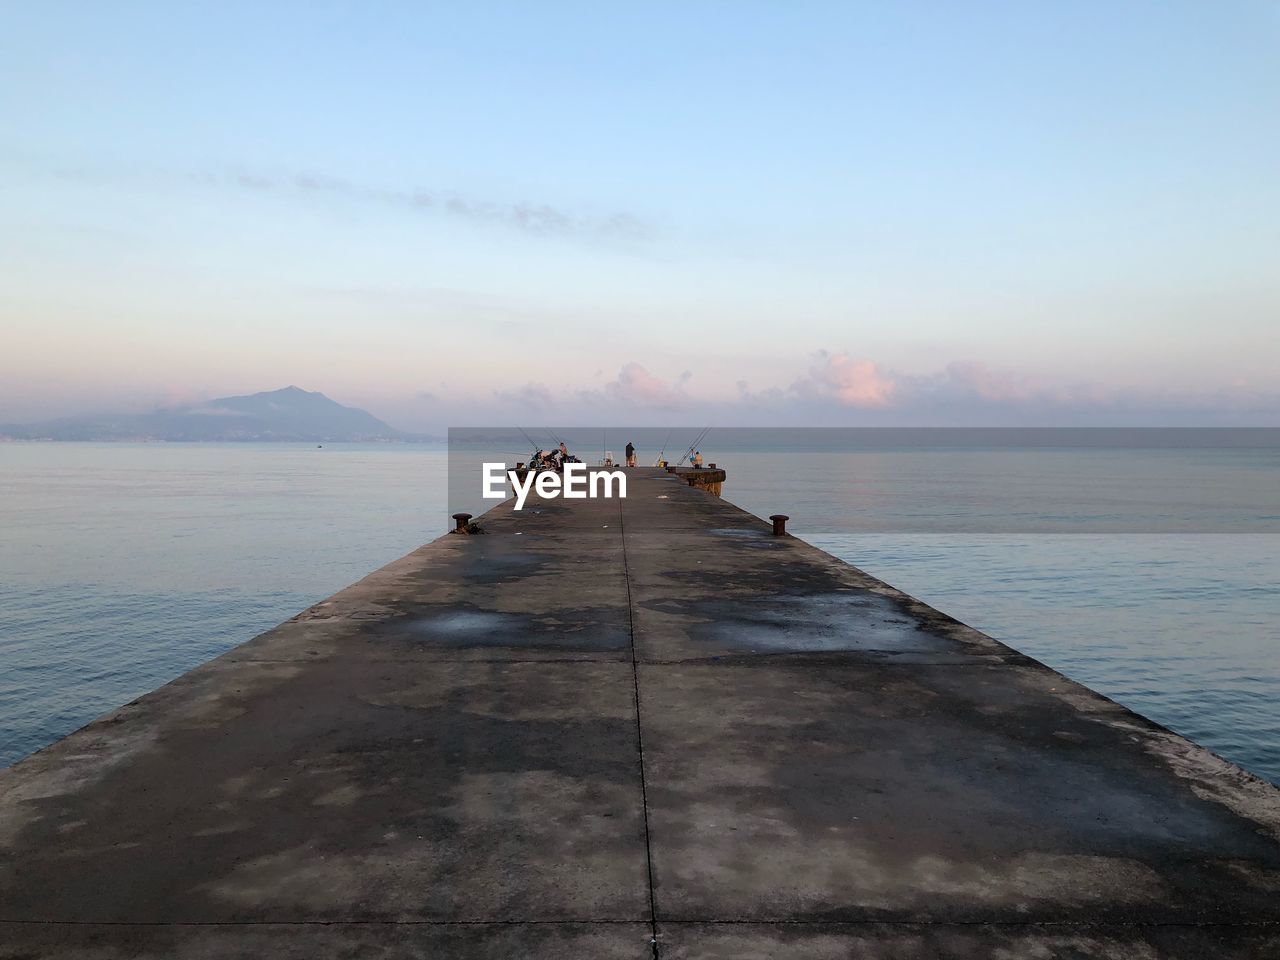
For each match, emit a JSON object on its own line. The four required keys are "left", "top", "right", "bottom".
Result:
{"left": 1, "top": 440, "right": 1277, "bottom": 786}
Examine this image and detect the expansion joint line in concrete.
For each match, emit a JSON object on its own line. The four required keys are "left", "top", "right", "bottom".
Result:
{"left": 618, "top": 494, "right": 660, "bottom": 960}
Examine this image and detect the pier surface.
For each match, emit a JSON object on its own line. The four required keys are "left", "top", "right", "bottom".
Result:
{"left": 3, "top": 468, "right": 1280, "bottom": 958}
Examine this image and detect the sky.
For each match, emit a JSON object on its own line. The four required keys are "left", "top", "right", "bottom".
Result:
{"left": 2, "top": 1, "right": 1278, "bottom": 429}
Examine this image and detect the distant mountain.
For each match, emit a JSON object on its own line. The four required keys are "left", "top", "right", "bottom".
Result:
{"left": 0, "top": 387, "right": 414, "bottom": 442}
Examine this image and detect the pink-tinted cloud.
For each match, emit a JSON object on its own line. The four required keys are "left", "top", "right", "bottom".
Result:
{"left": 790, "top": 352, "right": 897, "bottom": 408}
{"left": 597, "top": 362, "right": 692, "bottom": 410}
{"left": 783, "top": 352, "right": 1102, "bottom": 412}
{"left": 381, "top": 353, "right": 1280, "bottom": 428}
{"left": 725, "top": 351, "right": 1167, "bottom": 423}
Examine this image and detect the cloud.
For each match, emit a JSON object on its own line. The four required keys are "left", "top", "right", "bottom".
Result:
{"left": 493, "top": 383, "right": 554, "bottom": 409}
{"left": 196, "top": 168, "right": 651, "bottom": 243}
{"left": 771, "top": 352, "right": 1114, "bottom": 414}
{"left": 789, "top": 351, "right": 897, "bottom": 408}
{"left": 722, "top": 351, "right": 1280, "bottom": 426}
{"left": 460, "top": 364, "right": 699, "bottom": 423}
{"left": 180, "top": 355, "right": 1276, "bottom": 434}
{"left": 597, "top": 362, "right": 691, "bottom": 410}
{"left": 937, "top": 361, "right": 1037, "bottom": 403}
{"left": 146, "top": 385, "right": 208, "bottom": 410}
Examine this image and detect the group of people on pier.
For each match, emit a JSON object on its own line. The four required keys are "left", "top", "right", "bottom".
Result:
{"left": 528, "top": 439, "right": 704, "bottom": 471}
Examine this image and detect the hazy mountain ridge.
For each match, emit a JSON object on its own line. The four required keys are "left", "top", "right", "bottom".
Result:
{"left": 0, "top": 387, "right": 415, "bottom": 441}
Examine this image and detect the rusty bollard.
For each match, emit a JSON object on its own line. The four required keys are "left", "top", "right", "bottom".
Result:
{"left": 769, "top": 514, "right": 789, "bottom": 536}
{"left": 451, "top": 512, "right": 473, "bottom": 534}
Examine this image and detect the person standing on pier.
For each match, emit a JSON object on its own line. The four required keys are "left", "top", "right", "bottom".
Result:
{"left": 625, "top": 441, "right": 637, "bottom": 467}
{"left": 692, "top": 450, "right": 704, "bottom": 468}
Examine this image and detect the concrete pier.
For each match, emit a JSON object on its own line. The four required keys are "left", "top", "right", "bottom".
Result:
{"left": 3, "top": 467, "right": 1280, "bottom": 958}
{"left": 666, "top": 464, "right": 726, "bottom": 496}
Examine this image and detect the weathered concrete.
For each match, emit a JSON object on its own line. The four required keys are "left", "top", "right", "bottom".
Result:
{"left": 667, "top": 465, "right": 726, "bottom": 496}
{"left": 3, "top": 467, "right": 1279, "bottom": 958}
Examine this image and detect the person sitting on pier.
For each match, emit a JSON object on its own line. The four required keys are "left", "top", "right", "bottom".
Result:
{"left": 692, "top": 450, "right": 704, "bottom": 468}
{"left": 625, "top": 441, "right": 637, "bottom": 467}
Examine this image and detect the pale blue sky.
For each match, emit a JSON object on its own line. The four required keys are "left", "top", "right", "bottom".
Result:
{"left": 2, "top": 1, "right": 1278, "bottom": 427}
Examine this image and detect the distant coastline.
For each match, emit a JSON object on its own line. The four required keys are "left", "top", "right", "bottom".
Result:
{"left": 0, "top": 386, "right": 429, "bottom": 443}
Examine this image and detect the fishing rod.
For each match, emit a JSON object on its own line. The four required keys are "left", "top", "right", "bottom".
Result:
{"left": 676, "top": 426, "right": 711, "bottom": 466}
{"left": 515, "top": 426, "right": 543, "bottom": 462}
{"left": 654, "top": 429, "right": 672, "bottom": 466}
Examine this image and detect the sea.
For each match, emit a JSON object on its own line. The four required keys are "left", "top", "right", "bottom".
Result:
{"left": 1, "top": 433, "right": 1277, "bottom": 786}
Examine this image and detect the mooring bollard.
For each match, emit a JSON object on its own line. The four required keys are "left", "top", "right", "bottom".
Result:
{"left": 452, "top": 512, "right": 473, "bottom": 533}
{"left": 769, "top": 514, "right": 789, "bottom": 536}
